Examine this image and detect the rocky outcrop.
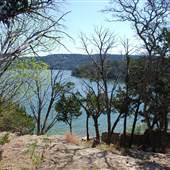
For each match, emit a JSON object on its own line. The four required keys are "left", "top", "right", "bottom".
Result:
{"left": 0, "top": 133, "right": 169, "bottom": 170}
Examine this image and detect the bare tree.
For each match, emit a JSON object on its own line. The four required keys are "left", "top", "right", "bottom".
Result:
{"left": 117, "top": 39, "right": 142, "bottom": 147}
{"left": 0, "top": 0, "right": 58, "bottom": 23}
{"left": 85, "top": 81, "right": 106, "bottom": 143}
{"left": 18, "top": 59, "right": 71, "bottom": 135}
{"left": 106, "top": 0, "right": 169, "bottom": 57}
{"left": 0, "top": 73, "right": 24, "bottom": 102}
{"left": 121, "top": 39, "right": 132, "bottom": 146}
{"left": 0, "top": 0, "right": 70, "bottom": 77}
{"left": 80, "top": 27, "right": 120, "bottom": 144}
{"left": 0, "top": 64, "right": 31, "bottom": 112}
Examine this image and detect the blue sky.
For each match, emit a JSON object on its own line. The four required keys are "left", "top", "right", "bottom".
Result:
{"left": 51, "top": 0, "right": 137, "bottom": 54}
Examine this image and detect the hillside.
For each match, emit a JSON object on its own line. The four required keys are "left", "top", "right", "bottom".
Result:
{"left": 35, "top": 54, "right": 139, "bottom": 70}
{"left": 72, "top": 60, "right": 126, "bottom": 80}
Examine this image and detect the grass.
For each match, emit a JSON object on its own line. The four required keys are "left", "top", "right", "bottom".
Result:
{"left": 31, "top": 154, "right": 43, "bottom": 168}
{"left": 96, "top": 143, "right": 120, "bottom": 154}
{"left": 42, "top": 137, "right": 52, "bottom": 149}
{"left": 26, "top": 142, "right": 43, "bottom": 169}
{"left": 81, "top": 139, "right": 93, "bottom": 146}
{"left": 20, "top": 168, "right": 29, "bottom": 170}
{"left": 64, "top": 133, "right": 80, "bottom": 145}
{"left": 81, "top": 137, "right": 121, "bottom": 154}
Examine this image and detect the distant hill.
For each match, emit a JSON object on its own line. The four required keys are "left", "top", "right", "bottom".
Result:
{"left": 34, "top": 54, "right": 139, "bottom": 70}
{"left": 72, "top": 60, "right": 126, "bottom": 80}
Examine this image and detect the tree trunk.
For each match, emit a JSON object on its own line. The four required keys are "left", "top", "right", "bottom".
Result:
{"left": 107, "top": 112, "right": 111, "bottom": 140}
{"left": 107, "top": 113, "right": 122, "bottom": 145}
{"left": 41, "top": 98, "right": 54, "bottom": 132}
{"left": 129, "top": 99, "right": 140, "bottom": 148}
{"left": 37, "top": 112, "right": 41, "bottom": 135}
{"left": 86, "top": 115, "right": 90, "bottom": 141}
{"left": 69, "top": 123, "right": 72, "bottom": 134}
{"left": 37, "top": 120, "right": 40, "bottom": 135}
{"left": 123, "top": 113, "right": 127, "bottom": 146}
{"left": 164, "top": 111, "right": 168, "bottom": 133}
{"left": 143, "top": 103, "right": 151, "bottom": 129}
{"left": 93, "top": 116, "right": 100, "bottom": 142}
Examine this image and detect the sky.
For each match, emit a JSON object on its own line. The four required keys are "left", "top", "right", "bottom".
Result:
{"left": 48, "top": 0, "right": 137, "bottom": 55}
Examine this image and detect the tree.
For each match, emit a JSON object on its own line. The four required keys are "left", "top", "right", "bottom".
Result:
{"left": 0, "top": 0, "right": 69, "bottom": 77}
{"left": 86, "top": 89, "right": 106, "bottom": 143}
{"left": 121, "top": 40, "right": 131, "bottom": 146}
{"left": 127, "top": 26, "right": 170, "bottom": 134}
{"left": 106, "top": 0, "right": 170, "bottom": 148}
{"left": 0, "top": 0, "right": 55, "bottom": 23}
{"left": 80, "top": 27, "right": 120, "bottom": 144}
{"left": 129, "top": 57, "right": 170, "bottom": 129}
{"left": 15, "top": 59, "right": 72, "bottom": 135}
{"left": 55, "top": 94, "right": 82, "bottom": 134}
{"left": 70, "top": 91, "right": 91, "bottom": 141}
{"left": 117, "top": 40, "right": 142, "bottom": 147}
{"left": 0, "top": 69, "right": 26, "bottom": 103}
{"left": 79, "top": 79, "right": 107, "bottom": 143}
{"left": 106, "top": 0, "right": 169, "bottom": 57}
{"left": 0, "top": 59, "right": 33, "bottom": 120}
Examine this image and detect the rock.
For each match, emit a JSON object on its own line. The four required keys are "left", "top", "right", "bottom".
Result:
{"left": 0, "top": 133, "right": 169, "bottom": 170}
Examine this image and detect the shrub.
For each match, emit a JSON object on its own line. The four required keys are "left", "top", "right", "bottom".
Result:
{"left": 64, "top": 133, "right": 79, "bottom": 145}
{"left": 26, "top": 143, "right": 43, "bottom": 169}
{"left": 127, "top": 123, "right": 147, "bottom": 135}
{"left": 0, "top": 100, "right": 35, "bottom": 135}
{"left": 0, "top": 133, "right": 10, "bottom": 145}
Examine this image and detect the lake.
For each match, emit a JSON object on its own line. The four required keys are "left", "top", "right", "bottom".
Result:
{"left": 22, "top": 69, "right": 137, "bottom": 137}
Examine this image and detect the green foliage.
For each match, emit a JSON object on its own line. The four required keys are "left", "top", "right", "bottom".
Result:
{"left": 0, "top": 133, "right": 10, "bottom": 145}
{"left": 21, "top": 168, "right": 29, "bottom": 170}
{"left": 12, "top": 58, "right": 49, "bottom": 80}
{"left": 6, "top": 59, "right": 50, "bottom": 100}
{"left": 72, "top": 60, "right": 125, "bottom": 81}
{"left": 56, "top": 82, "right": 75, "bottom": 93}
{"left": 20, "top": 168, "right": 29, "bottom": 170}
{"left": 96, "top": 143, "right": 118, "bottom": 152}
{"left": 13, "top": 58, "right": 49, "bottom": 70}
{"left": 129, "top": 57, "right": 170, "bottom": 130}
{"left": 0, "top": 100, "right": 34, "bottom": 135}
{"left": 55, "top": 94, "right": 82, "bottom": 132}
{"left": 10, "top": 59, "right": 70, "bottom": 135}
{"left": 113, "top": 87, "right": 127, "bottom": 114}
{"left": 112, "top": 86, "right": 135, "bottom": 118}
{"left": 85, "top": 90, "right": 106, "bottom": 115}
{"left": 32, "top": 154, "right": 42, "bottom": 168}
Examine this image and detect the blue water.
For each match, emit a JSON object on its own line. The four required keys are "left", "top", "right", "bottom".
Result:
{"left": 19, "top": 70, "right": 142, "bottom": 137}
